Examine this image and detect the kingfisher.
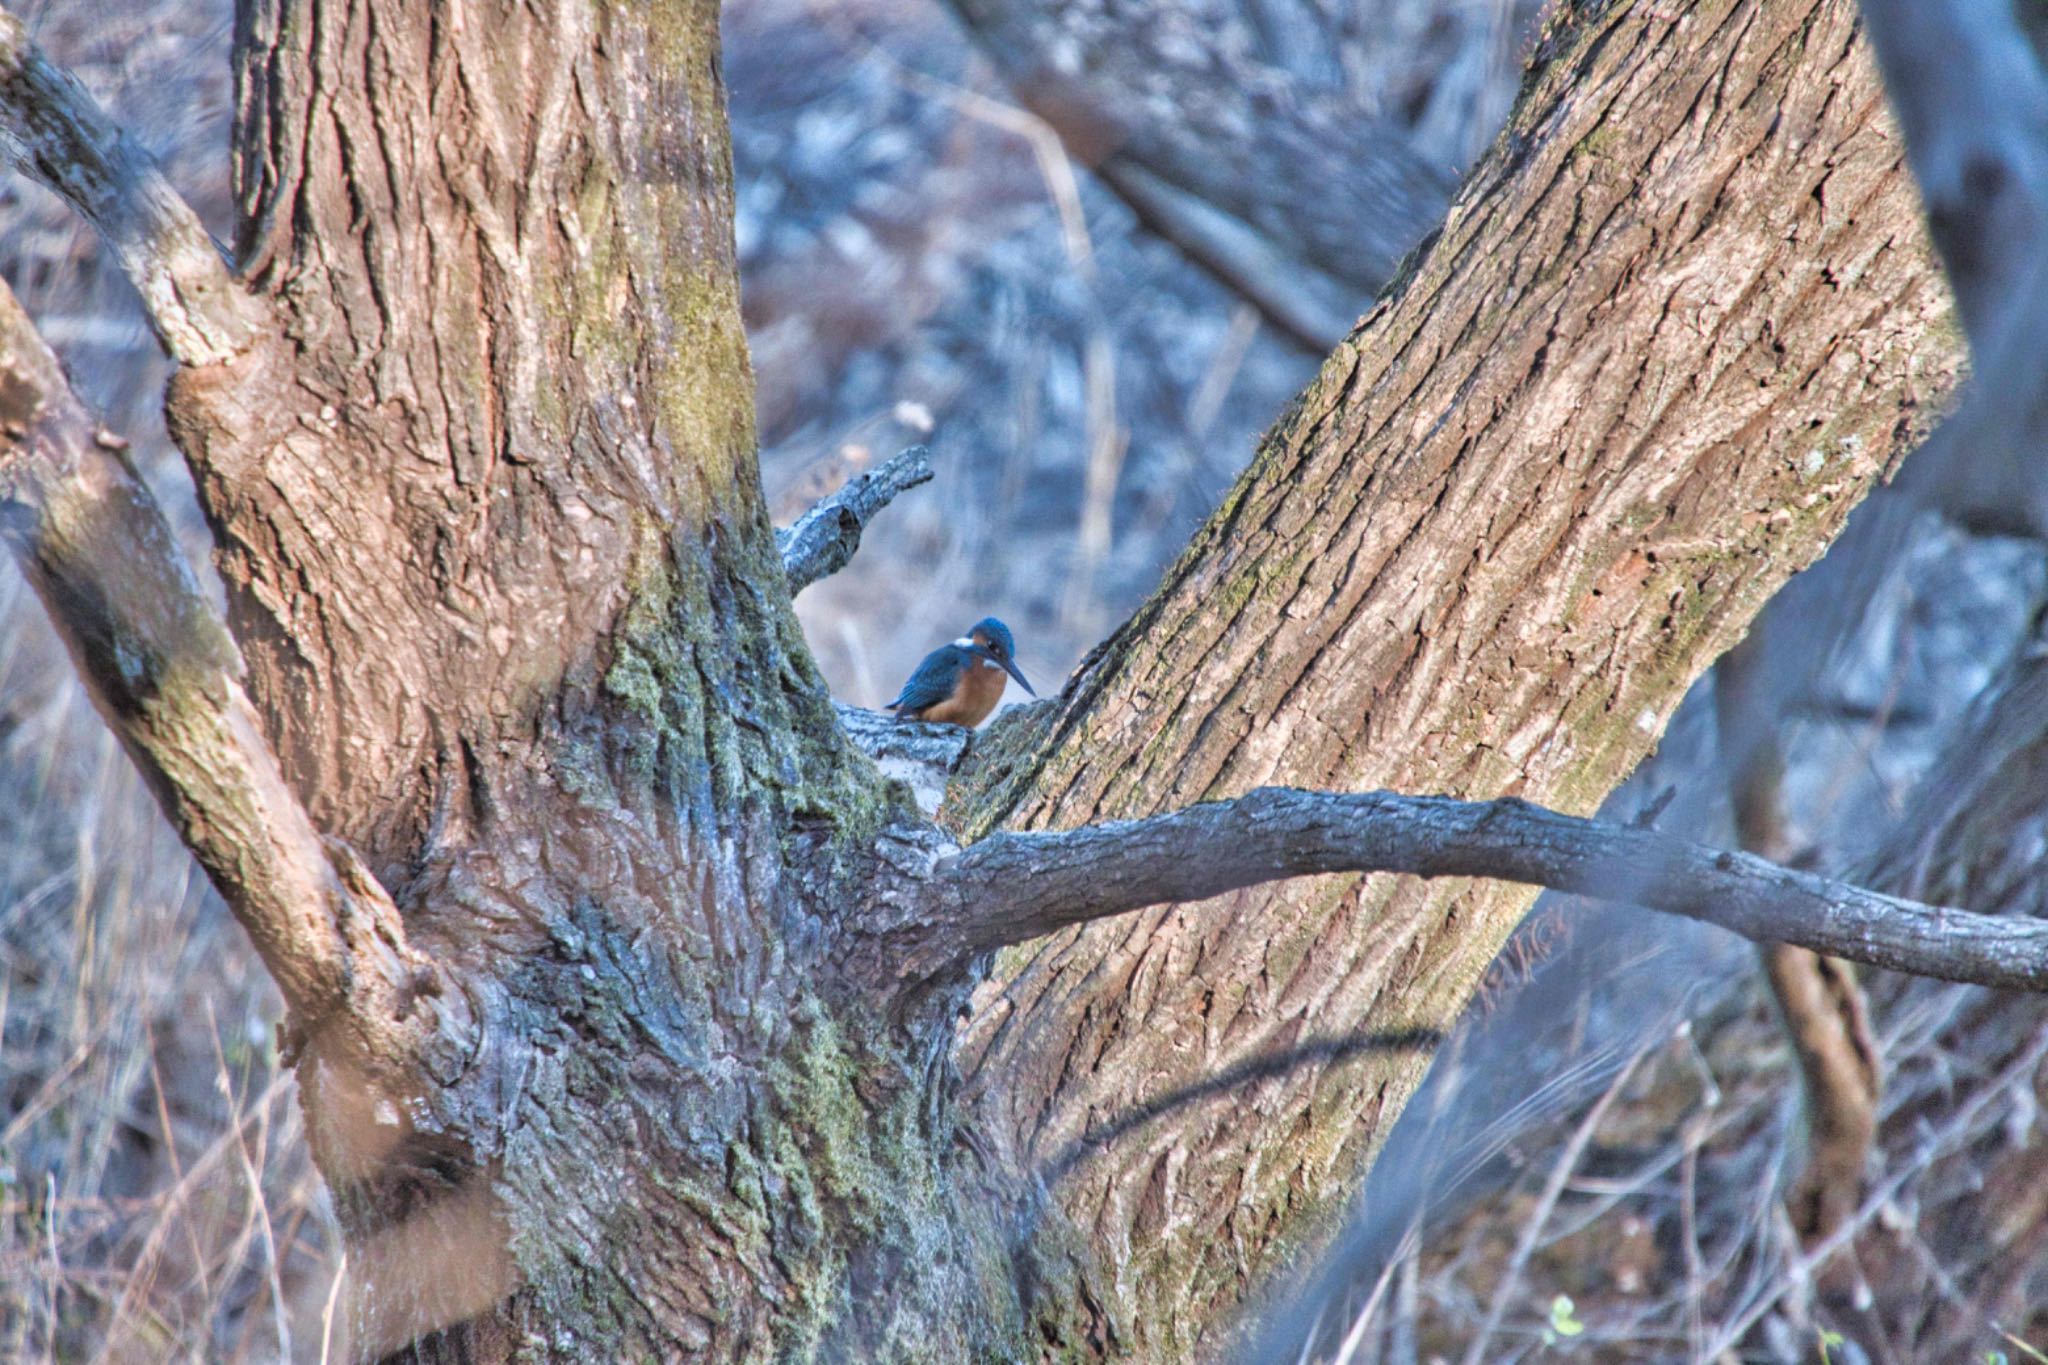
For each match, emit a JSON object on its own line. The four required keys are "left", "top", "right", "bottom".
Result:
{"left": 888, "top": 617, "right": 1036, "bottom": 726}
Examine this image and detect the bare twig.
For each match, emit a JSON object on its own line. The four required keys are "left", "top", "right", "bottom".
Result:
{"left": 917, "top": 786, "right": 2048, "bottom": 991}
{"left": 777, "top": 444, "right": 934, "bottom": 594}
{"left": 1701, "top": 1020, "right": 2048, "bottom": 1354}
{"left": 0, "top": 279, "right": 426, "bottom": 1063}
{"left": 1457, "top": 1045, "right": 1648, "bottom": 1365}
{"left": 0, "top": 8, "right": 256, "bottom": 365}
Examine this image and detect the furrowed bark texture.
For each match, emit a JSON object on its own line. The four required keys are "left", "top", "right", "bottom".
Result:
{"left": 176, "top": 0, "right": 808, "bottom": 878}
{"left": 953, "top": 1, "right": 1958, "bottom": 1351}
{"left": 124, "top": 1, "right": 1005, "bottom": 1358}
{"left": 1, "top": 0, "right": 1981, "bottom": 1357}
{"left": 0, "top": 277, "right": 425, "bottom": 1065}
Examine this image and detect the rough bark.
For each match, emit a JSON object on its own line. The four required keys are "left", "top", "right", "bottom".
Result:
{"left": 9, "top": 0, "right": 1005, "bottom": 1357}
{"left": 0, "top": 276, "right": 426, "bottom": 1065}
{"left": 953, "top": 0, "right": 1958, "bottom": 1352}
{"left": 0, "top": 0, "right": 1982, "bottom": 1359}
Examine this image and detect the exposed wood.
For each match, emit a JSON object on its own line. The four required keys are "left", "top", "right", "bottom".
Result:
{"left": 0, "top": 7, "right": 256, "bottom": 364}
{"left": 778, "top": 443, "right": 933, "bottom": 593}
{"left": 834, "top": 700, "right": 974, "bottom": 813}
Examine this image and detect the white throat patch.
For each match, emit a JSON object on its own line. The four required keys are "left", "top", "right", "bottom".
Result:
{"left": 952, "top": 637, "right": 975, "bottom": 648}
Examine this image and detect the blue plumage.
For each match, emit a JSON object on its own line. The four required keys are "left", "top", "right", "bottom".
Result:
{"left": 889, "top": 642, "right": 979, "bottom": 715}
{"left": 888, "top": 616, "right": 1035, "bottom": 725}
{"left": 968, "top": 617, "right": 1016, "bottom": 661}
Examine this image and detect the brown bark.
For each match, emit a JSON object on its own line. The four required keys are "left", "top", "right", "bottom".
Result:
{"left": 0, "top": 0, "right": 1985, "bottom": 1359}
{"left": 955, "top": 0, "right": 1957, "bottom": 1351}
{"left": 0, "top": 277, "right": 426, "bottom": 1062}
{"left": 1716, "top": 630, "right": 1882, "bottom": 1265}
{"left": 10, "top": 0, "right": 983, "bottom": 1357}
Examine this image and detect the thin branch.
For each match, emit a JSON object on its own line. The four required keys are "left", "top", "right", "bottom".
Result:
{"left": 776, "top": 444, "right": 933, "bottom": 594}
{"left": 924, "top": 787, "right": 2048, "bottom": 992}
{"left": 0, "top": 278, "right": 426, "bottom": 1063}
{"left": 1456, "top": 1044, "right": 1649, "bottom": 1365}
{"left": 0, "top": 8, "right": 256, "bottom": 365}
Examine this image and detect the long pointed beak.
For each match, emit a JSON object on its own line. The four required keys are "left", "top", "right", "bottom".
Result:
{"left": 973, "top": 645, "right": 1037, "bottom": 697}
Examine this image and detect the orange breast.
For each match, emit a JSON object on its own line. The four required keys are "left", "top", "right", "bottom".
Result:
{"left": 918, "top": 659, "right": 1007, "bottom": 726}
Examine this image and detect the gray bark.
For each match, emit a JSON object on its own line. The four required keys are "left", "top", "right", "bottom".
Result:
{"left": 778, "top": 444, "right": 934, "bottom": 595}
{"left": 920, "top": 788, "right": 2048, "bottom": 991}
{"left": 0, "top": 0, "right": 1986, "bottom": 1358}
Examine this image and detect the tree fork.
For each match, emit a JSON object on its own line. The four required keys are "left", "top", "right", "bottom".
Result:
{"left": 0, "top": 0, "right": 1995, "bottom": 1358}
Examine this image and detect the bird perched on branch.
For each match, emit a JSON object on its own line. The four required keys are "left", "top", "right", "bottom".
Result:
{"left": 888, "top": 618, "right": 1036, "bottom": 727}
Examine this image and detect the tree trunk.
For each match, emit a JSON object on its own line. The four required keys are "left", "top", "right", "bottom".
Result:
{"left": 952, "top": 0, "right": 1956, "bottom": 1351}
{"left": 0, "top": 0, "right": 1969, "bottom": 1359}
{"left": 159, "top": 1, "right": 1008, "bottom": 1356}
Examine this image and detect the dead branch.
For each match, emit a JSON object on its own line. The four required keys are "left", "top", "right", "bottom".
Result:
{"left": 0, "top": 279, "right": 425, "bottom": 1064}
{"left": 921, "top": 786, "right": 2048, "bottom": 991}
{"left": 777, "top": 443, "right": 934, "bottom": 594}
{"left": 0, "top": 7, "right": 255, "bottom": 365}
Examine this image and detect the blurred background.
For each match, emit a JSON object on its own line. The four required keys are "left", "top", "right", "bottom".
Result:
{"left": 3, "top": 0, "right": 2046, "bottom": 1359}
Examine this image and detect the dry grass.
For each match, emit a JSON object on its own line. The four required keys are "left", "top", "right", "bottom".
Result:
{"left": 14, "top": 2, "right": 2046, "bottom": 1364}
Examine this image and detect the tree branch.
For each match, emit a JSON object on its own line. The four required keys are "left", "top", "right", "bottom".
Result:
{"left": 833, "top": 700, "right": 973, "bottom": 813}
{"left": 923, "top": 787, "right": 2048, "bottom": 992}
{"left": 777, "top": 443, "right": 933, "bottom": 594}
{"left": 0, "top": 7, "right": 256, "bottom": 365}
{"left": 0, "top": 278, "right": 426, "bottom": 1063}
{"left": 1856, "top": 0, "right": 2048, "bottom": 351}
{"left": 1857, "top": 0, "right": 2048, "bottom": 535}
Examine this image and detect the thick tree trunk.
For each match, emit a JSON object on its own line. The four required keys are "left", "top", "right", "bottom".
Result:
{"left": 146, "top": 1, "right": 1006, "bottom": 1357}
{"left": 953, "top": 0, "right": 1957, "bottom": 1352}
{"left": 0, "top": 0, "right": 1976, "bottom": 1360}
